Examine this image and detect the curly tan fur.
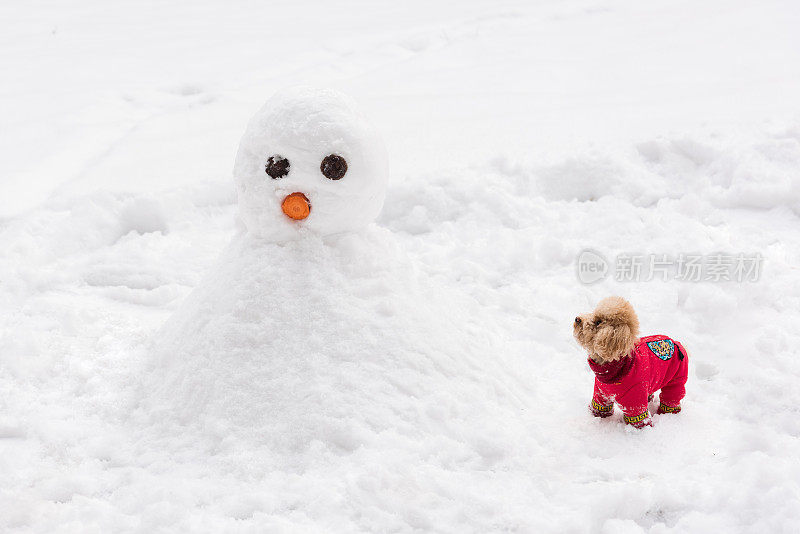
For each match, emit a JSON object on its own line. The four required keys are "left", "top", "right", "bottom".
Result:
{"left": 573, "top": 296, "right": 640, "bottom": 363}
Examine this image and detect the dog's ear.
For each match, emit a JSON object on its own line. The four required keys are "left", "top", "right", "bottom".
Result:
{"left": 593, "top": 322, "right": 635, "bottom": 362}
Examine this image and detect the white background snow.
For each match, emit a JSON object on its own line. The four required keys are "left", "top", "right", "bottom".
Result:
{"left": 2, "top": 1, "right": 800, "bottom": 532}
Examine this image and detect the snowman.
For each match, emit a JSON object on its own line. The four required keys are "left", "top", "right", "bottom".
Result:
{"left": 148, "top": 87, "right": 524, "bottom": 463}
{"left": 234, "top": 86, "right": 389, "bottom": 242}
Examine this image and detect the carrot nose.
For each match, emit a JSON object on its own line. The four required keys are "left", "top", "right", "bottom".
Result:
{"left": 281, "top": 192, "right": 310, "bottom": 220}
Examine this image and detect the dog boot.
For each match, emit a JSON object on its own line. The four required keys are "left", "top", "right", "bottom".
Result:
{"left": 590, "top": 398, "right": 614, "bottom": 418}
{"left": 657, "top": 401, "right": 681, "bottom": 414}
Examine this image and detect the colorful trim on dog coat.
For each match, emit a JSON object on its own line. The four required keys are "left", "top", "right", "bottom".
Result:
{"left": 624, "top": 411, "right": 650, "bottom": 426}
{"left": 657, "top": 402, "right": 682, "bottom": 414}
{"left": 588, "top": 335, "right": 689, "bottom": 429}
{"left": 590, "top": 398, "right": 614, "bottom": 417}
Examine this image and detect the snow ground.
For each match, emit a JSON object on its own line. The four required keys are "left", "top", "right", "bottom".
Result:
{"left": 2, "top": 0, "right": 800, "bottom": 532}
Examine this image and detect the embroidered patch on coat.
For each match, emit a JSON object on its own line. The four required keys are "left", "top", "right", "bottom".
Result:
{"left": 647, "top": 339, "right": 675, "bottom": 360}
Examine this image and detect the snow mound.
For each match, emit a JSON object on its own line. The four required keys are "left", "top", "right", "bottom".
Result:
{"left": 636, "top": 129, "right": 800, "bottom": 213}
{"left": 382, "top": 126, "right": 800, "bottom": 235}
{"left": 147, "top": 228, "right": 526, "bottom": 458}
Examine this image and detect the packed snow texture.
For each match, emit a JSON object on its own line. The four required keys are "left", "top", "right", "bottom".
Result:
{"left": 149, "top": 230, "right": 525, "bottom": 458}
{"left": 2, "top": 1, "right": 800, "bottom": 533}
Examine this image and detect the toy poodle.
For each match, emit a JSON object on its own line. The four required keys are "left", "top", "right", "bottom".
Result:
{"left": 573, "top": 296, "right": 688, "bottom": 428}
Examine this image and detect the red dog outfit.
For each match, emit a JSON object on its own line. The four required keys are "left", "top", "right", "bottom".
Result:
{"left": 588, "top": 335, "right": 688, "bottom": 428}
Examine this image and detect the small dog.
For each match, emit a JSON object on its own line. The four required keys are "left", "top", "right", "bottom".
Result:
{"left": 573, "top": 296, "right": 688, "bottom": 428}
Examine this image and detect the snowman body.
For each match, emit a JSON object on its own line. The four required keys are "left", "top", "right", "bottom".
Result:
{"left": 156, "top": 229, "right": 467, "bottom": 452}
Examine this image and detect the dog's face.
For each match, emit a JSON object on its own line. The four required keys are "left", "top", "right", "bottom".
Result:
{"left": 573, "top": 296, "right": 640, "bottom": 363}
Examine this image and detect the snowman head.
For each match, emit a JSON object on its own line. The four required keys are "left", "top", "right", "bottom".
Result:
{"left": 234, "top": 87, "right": 389, "bottom": 241}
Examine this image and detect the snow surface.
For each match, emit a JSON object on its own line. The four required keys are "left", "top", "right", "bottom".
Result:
{"left": 2, "top": 0, "right": 800, "bottom": 532}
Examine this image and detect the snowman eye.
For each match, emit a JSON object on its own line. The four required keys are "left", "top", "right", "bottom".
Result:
{"left": 320, "top": 154, "right": 347, "bottom": 180}
{"left": 265, "top": 155, "right": 290, "bottom": 179}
